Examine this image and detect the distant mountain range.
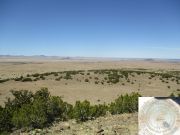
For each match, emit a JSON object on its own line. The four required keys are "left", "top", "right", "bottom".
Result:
{"left": 0, "top": 55, "right": 180, "bottom": 62}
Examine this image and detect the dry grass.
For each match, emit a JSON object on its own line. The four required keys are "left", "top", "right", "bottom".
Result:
{"left": 0, "top": 58, "right": 180, "bottom": 106}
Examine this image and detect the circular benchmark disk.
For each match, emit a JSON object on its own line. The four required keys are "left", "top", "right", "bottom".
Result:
{"left": 139, "top": 98, "right": 180, "bottom": 135}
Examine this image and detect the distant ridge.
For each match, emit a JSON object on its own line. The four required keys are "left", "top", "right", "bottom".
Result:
{"left": 0, "top": 55, "right": 180, "bottom": 62}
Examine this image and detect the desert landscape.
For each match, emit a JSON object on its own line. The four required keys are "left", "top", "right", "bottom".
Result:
{"left": 1, "top": 0, "right": 180, "bottom": 134}
{"left": 0, "top": 56, "right": 180, "bottom": 106}
{"left": 0, "top": 56, "right": 180, "bottom": 134}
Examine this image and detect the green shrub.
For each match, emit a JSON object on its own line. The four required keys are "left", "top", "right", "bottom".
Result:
{"left": 90, "top": 104, "right": 107, "bottom": 118}
{"left": 73, "top": 100, "right": 91, "bottom": 122}
{"left": 30, "top": 99, "right": 48, "bottom": 128}
{"left": 64, "top": 73, "right": 72, "bottom": 80}
{"left": 109, "top": 93, "right": 140, "bottom": 115}
{"left": 0, "top": 79, "right": 9, "bottom": 83}
{"left": 32, "top": 73, "right": 40, "bottom": 77}
{"left": 169, "top": 93, "right": 175, "bottom": 97}
{"left": 85, "top": 79, "right": 89, "bottom": 82}
{"left": 34, "top": 88, "right": 50, "bottom": 101}
{"left": 0, "top": 87, "right": 141, "bottom": 133}
{"left": 47, "top": 96, "right": 73, "bottom": 121}
{"left": 12, "top": 104, "right": 33, "bottom": 128}
{"left": 54, "top": 73, "right": 58, "bottom": 76}
{"left": 0, "top": 107, "right": 13, "bottom": 132}
{"left": 107, "top": 73, "right": 119, "bottom": 84}
{"left": 40, "top": 75, "right": 45, "bottom": 80}
{"left": 80, "top": 73, "right": 84, "bottom": 75}
{"left": 22, "top": 78, "right": 32, "bottom": 82}
{"left": 8, "top": 90, "right": 33, "bottom": 109}
{"left": 95, "top": 81, "right": 98, "bottom": 84}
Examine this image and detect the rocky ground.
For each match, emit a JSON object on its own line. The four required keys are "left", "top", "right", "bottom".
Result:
{"left": 12, "top": 113, "right": 138, "bottom": 135}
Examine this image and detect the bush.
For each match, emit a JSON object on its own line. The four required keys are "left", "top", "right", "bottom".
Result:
{"left": 73, "top": 100, "right": 91, "bottom": 122}
{"left": 0, "top": 88, "right": 141, "bottom": 133}
{"left": 34, "top": 88, "right": 50, "bottom": 101}
{"left": 8, "top": 90, "right": 33, "bottom": 109}
{"left": 107, "top": 73, "right": 119, "bottom": 84}
{"left": 109, "top": 93, "right": 140, "bottom": 114}
{"left": 95, "top": 81, "right": 98, "bottom": 84}
{"left": 90, "top": 104, "right": 107, "bottom": 118}
{"left": 40, "top": 75, "right": 45, "bottom": 80}
{"left": 85, "top": 79, "right": 89, "bottom": 82}
{"left": 64, "top": 73, "right": 72, "bottom": 80}
{"left": 54, "top": 73, "right": 58, "bottom": 76}
{"left": 22, "top": 78, "right": 32, "bottom": 82}
{"left": 0, "top": 107, "right": 13, "bottom": 132}
{"left": 80, "top": 73, "right": 84, "bottom": 75}
{"left": 47, "top": 96, "right": 73, "bottom": 121}
{"left": 30, "top": 99, "right": 48, "bottom": 128}
{"left": 14, "top": 76, "right": 23, "bottom": 81}
{"left": 32, "top": 73, "right": 40, "bottom": 77}
{"left": 12, "top": 104, "right": 34, "bottom": 128}
{"left": 0, "top": 79, "right": 9, "bottom": 83}
{"left": 169, "top": 93, "right": 175, "bottom": 97}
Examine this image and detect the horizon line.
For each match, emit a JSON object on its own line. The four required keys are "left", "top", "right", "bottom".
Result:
{"left": 0, "top": 55, "right": 180, "bottom": 60}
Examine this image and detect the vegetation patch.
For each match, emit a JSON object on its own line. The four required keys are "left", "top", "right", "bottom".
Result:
{"left": 0, "top": 88, "right": 140, "bottom": 133}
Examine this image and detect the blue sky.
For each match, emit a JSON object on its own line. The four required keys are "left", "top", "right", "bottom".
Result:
{"left": 0, "top": 0, "right": 180, "bottom": 58}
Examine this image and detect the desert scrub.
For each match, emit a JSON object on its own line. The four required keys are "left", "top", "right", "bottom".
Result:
{"left": 0, "top": 79, "right": 9, "bottom": 83}
{"left": 32, "top": 73, "right": 40, "bottom": 77}
{"left": 53, "top": 73, "right": 58, "bottom": 76}
{"left": 40, "top": 75, "right": 45, "bottom": 80}
{"left": 95, "top": 81, "right": 99, "bottom": 84}
{"left": 22, "top": 77, "right": 32, "bottom": 82}
{"left": 85, "top": 78, "right": 89, "bottom": 82}
{"left": 14, "top": 76, "right": 23, "bottom": 81}
{"left": 73, "top": 100, "right": 91, "bottom": 122}
{"left": 80, "top": 72, "right": 85, "bottom": 75}
{"left": 107, "top": 73, "right": 120, "bottom": 84}
{"left": 0, "top": 88, "right": 141, "bottom": 133}
{"left": 109, "top": 93, "right": 140, "bottom": 114}
{"left": 87, "top": 72, "right": 90, "bottom": 75}
{"left": 64, "top": 72, "right": 73, "bottom": 80}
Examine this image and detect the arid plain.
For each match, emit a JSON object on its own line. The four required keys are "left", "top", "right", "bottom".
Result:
{"left": 0, "top": 56, "right": 180, "bottom": 106}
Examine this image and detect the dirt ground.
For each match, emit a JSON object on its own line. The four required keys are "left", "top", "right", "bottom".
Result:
{"left": 0, "top": 57, "right": 180, "bottom": 106}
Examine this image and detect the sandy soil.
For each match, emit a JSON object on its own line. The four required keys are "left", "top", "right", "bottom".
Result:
{"left": 0, "top": 58, "right": 180, "bottom": 106}
{"left": 0, "top": 58, "right": 180, "bottom": 79}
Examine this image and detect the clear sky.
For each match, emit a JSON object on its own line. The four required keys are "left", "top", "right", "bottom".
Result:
{"left": 0, "top": 0, "right": 180, "bottom": 58}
